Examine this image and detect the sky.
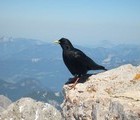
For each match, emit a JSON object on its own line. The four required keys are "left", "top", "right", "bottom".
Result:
{"left": 0, "top": 0, "right": 140, "bottom": 46}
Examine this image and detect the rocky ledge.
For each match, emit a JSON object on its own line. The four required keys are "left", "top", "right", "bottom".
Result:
{"left": 61, "top": 64, "right": 140, "bottom": 120}
{"left": 0, "top": 97, "right": 62, "bottom": 120}
{"left": 0, "top": 95, "right": 12, "bottom": 112}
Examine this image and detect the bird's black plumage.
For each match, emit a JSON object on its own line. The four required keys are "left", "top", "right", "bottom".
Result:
{"left": 56, "top": 38, "right": 107, "bottom": 77}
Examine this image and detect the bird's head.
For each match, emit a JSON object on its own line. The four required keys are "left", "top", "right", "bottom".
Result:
{"left": 54, "top": 38, "right": 74, "bottom": 50}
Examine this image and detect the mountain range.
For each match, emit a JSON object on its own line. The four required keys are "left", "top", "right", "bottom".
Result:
{"left": 0, "top": 36, "right": 139, "bottom": 103}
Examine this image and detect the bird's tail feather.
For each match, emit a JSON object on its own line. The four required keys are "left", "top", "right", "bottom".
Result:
{"left": 98, "top": 65, "right": 107, "bottom": 71}
{"left": 93, "top": 65, "right": 107, "bottom": 71}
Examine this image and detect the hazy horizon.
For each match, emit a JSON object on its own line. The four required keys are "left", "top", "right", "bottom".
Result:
{"left": 0, "top": 0, "right": 140, "bottom": 46}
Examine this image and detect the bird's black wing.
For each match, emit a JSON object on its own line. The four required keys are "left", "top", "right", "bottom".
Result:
{"left": 75, "top": 49, "right": 100, "bottom": 69}
{"left": 63, "top": 48, "right": 98, "bottom": 75}
{"left": 71, "top": 48, "right": 102, "bottom": 70}
{"left": 77, "top": 50, "right": 107, "bottom": 70}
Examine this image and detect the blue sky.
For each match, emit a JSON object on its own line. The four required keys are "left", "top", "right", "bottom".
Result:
{"left": 0, "top": 0, "right": 140, "bottom": 45}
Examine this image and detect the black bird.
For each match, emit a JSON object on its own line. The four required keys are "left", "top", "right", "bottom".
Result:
{"left": 54, "top": 38, "right": 107, "bottom": 88}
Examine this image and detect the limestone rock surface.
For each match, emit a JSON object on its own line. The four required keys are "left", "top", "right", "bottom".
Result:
{"left": 0, "top": 95, "right": 12, "bottom": 112}
{"left": 61, "top": 64, "right": 140, "bottom": 120}
{"left": 0, "top": 97, "right": 62, "bottom": 120}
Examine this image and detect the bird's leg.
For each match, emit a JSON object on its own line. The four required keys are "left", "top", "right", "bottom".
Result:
{"left": 68, "top": 76, "right": 80, "bottom": 90}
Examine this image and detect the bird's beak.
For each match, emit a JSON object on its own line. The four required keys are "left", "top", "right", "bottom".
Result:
{"left": 54, "top": 40, "right": 60, "bottom": 44}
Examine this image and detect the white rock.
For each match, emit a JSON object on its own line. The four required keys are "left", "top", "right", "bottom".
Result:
{"left": 0, "top": 97, "right": 62, "bottom": 120}
{"left": 61, "top": 64, "right": 140, "bottom": 120}
{"left": 0, "top": 95, "right": 12, "bottom": 112}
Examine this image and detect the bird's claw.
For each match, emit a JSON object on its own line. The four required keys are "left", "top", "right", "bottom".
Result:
{"left": 68, "top": 84, "right": 76, "bottom": 90}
